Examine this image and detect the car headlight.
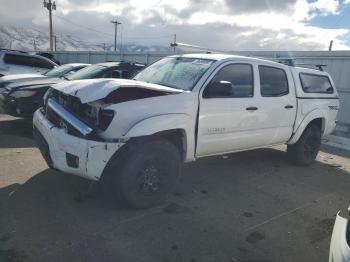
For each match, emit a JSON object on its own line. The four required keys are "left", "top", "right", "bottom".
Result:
{"left": 11, "top": 90, "right": 37, "bottom": 98}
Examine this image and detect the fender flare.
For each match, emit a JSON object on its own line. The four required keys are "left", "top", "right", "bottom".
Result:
{"left": 124, "top": 113, "right": 191, "bottom": 138}
{"left": 124, "top": 113, "right": 195, "bottom": 161}
{"left": 288, "top": 109, "right": 327, "bottom": 144}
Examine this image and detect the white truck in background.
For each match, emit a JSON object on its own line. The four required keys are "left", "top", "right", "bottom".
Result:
{"left": 33, "top": 54, "right": 339, "bottom": 208}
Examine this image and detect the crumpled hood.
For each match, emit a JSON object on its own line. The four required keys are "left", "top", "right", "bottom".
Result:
{"left": 0, "top": 73, "right": 45, "bottom": 82}
{"left": 51, "top": 78, "right": 184, "bottom": 103}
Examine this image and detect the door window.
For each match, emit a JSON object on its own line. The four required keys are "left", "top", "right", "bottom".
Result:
{"left": 259, "top": 66, "right": 289, "bottom": 97}
{"left": 203, "top": 63, "right": 254, "bottom": 98}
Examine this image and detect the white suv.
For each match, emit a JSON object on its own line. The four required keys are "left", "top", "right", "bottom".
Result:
{"left": 0, "top": 49, "right": 57, "bottom": 76}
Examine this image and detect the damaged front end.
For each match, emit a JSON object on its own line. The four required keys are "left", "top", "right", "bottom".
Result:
{"left": 43, "top": 88, "right": 115, "bottom": 138}
{"left": 41, "top": 79, "right": 181, "bottom": 138}
{"left": 33, "top": 79, "right": 182, "bottom": 180}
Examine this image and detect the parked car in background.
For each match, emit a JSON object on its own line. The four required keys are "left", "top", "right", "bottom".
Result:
{"left": 0, "top": 63, "right": 90, "bottom": 87}
{"left": 0, "top": 49, "right": 57, "bottom": 76}
{"left": 32, "top": 54, "right": 339, "bottom": 209}
{"left": 329, "top": 208, "right": 350, "bottom": 261}
{"left": 0, "top": 61, "right": 145, "bottom": 116}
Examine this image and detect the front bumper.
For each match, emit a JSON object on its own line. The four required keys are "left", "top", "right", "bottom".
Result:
{"left": 329, "top": 212, "right": 350, "bottom": 262}
{"left": 33, "top": 109, "right": 124, "bottom": 181}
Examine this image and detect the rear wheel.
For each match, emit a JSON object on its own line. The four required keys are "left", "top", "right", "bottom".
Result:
{"left": 104, "top": 138, "right": 182, "bottom": 209}
{"left": 287, "top": 124, "right": 322, "bottom": 166}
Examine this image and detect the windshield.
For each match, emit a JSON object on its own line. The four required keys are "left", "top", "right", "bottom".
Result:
{"left": 67, "top": 64, "right": 107, "bottom": 80}
{"left": 133, "top": 57, "right": 215, "bottom": 90}
{"left": 44, "top": 64, "right": 74, "bottom": 77}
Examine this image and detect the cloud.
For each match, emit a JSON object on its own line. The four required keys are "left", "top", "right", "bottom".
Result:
{"left": 309, "top": 0, "right": 340, "bottom": 16}
{"left": 0, "top": 0, "right": 349, "bottom": 51}
{"left": 223, "top": 0, "right": 298, "bottom": 14}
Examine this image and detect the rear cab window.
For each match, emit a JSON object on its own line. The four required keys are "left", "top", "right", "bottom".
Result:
{"left": 259, "top": 65, "right": 289, "bottom": 97}
{"left": 299, "top": 73, "right": 334, "bottom": 94}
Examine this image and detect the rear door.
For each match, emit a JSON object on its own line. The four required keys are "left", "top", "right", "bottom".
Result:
{"left": 253, "top": 64, "right": 297, "bottom": 145}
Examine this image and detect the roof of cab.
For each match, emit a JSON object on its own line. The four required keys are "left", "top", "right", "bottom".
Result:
{"left": 291, "top": 65, "right": 331, "bottom": 76}
{"left": 171, "top": 53, "right": 288, "bottom": 67}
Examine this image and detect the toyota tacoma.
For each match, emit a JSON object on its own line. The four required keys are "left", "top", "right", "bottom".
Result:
{"left": 33, "top": 54, "right": 339, "bottom": 208}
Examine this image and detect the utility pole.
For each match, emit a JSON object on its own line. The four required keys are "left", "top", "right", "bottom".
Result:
{"left": 54, "top": 35, "right": 57, "bottom": 51}
{"left": 329, "top": 40, "right": 333, "bottom": 51}
{"left": 111, "top": 19, "right": 121, "bottom": 52}
{"left": 170, "top": 34, "right": 177, "bottom": 53}
{"left": 43, "top": 0, "right": 56, "bottom": 51}
{"left": 173, "top": 34, "right": 177, "bottom": 53}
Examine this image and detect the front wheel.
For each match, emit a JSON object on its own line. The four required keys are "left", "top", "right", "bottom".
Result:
{"left": 287, "top": 124, "right": 322, "bottom": 166}
{"left": 106, "top": 138, "right": 182, "bottom": 209}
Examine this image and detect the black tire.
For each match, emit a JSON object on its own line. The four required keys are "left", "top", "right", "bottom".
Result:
{"left": 287, "top": 124, "right": 322, "bottom": 166}
{"left": 104, "top": 138, "right": 182, "bottom": 209}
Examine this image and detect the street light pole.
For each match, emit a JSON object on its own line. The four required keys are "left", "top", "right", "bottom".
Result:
{"left": 111, "top": 20, "right": 121, "bottom": 52}
{"left": 43, "top": 0, "right": 56, "bottom": 51}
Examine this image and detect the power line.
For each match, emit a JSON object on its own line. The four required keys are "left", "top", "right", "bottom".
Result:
{"left": 53, "top": 14, "right": 172, "bottom": 43}
{"left": 53, "top": 14, "right": 113, "bottom": 37}
{"left": 123, "top": 35, "right": 172, "bottom": 40}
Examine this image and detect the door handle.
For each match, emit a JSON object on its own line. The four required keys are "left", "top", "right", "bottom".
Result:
{"left": 246, "top": 106, "right": 258, "bottom": 111}
{"left": 285, "top": 105, "right": 294, "bottom": 109}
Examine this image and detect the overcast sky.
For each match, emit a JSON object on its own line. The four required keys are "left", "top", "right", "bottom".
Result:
{"left": 1, "top": 0, "right": 350, "bottom": 50}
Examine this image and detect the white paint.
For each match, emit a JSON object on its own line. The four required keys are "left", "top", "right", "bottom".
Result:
{"left": 329, "top": 212, "right": 350, "bottom": 262}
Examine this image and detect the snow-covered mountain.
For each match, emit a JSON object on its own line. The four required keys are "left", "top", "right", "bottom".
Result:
{"left": 0, "top": 26, "right": 171, "bottom": 53}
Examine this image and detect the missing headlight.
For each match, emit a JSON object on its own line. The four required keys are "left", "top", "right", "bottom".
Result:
{"left": 98, "top": 109, "right": 115, "bottom": 131}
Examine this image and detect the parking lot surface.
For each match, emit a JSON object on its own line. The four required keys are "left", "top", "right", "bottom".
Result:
{"left": 1, "top": 114, "right": 350, "bottom": 262}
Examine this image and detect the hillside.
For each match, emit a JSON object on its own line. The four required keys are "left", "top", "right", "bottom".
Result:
{"left": 0, "top": 26, "right": 171, "bottom": 53}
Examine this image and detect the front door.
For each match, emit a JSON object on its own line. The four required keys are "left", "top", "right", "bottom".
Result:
{"left": 196, "top": 62, "right": 263, "bottom": 157}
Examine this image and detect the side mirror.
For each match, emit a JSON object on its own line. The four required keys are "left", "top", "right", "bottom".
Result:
{"left": 204, "top": 81, "right": 233, "bottom": 98}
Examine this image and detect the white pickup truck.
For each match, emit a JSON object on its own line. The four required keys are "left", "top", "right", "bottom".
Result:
{"left": 33, "top": 54, "right": 339, "bottom": 208}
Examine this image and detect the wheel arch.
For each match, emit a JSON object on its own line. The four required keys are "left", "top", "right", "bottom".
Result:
{"left": 123, "top": 113, "right": 194, "bottom": 161}
{"left": 288, "top": 113, "right": 326, "bottom": 144}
